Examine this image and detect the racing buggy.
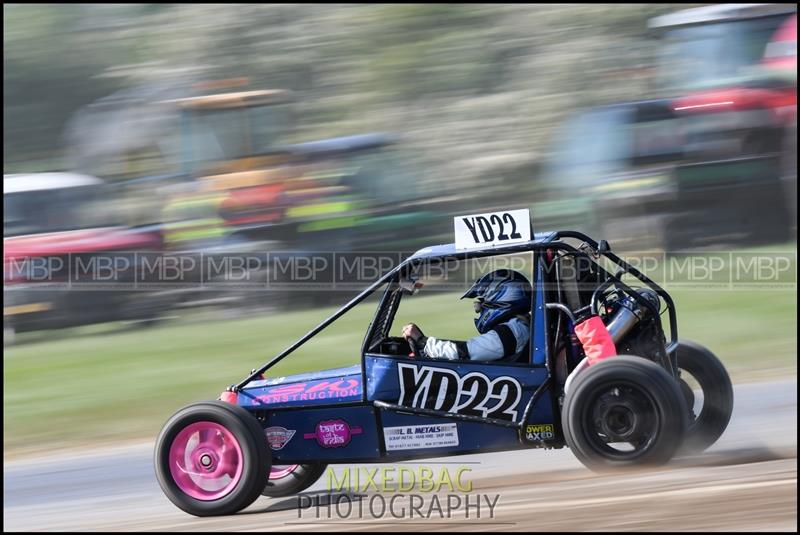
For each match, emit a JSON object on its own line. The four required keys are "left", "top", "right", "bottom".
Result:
{"left": 155, "top": 209, "right": 733, "bottom": 516}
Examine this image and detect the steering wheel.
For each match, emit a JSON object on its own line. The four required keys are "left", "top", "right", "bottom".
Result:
{"left": 407, "top": 337, "right": 425, "bottom": 359}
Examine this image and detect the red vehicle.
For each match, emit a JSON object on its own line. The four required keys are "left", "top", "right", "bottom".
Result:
{"left": 535, "top": 5, "right": 797, "bottom": 251}
{"left": 4, "top": 173, "right": 166, "bottom": 340}
{"left": 762, "top": 13, "right": 797, "bottom": 230}
{"left": 652, "top": 4, "right": 797, "bottom": 244}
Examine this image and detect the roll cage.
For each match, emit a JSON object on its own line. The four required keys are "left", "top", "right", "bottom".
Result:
{"left": 234, "top": 230, "right": 678, "bottom": 394}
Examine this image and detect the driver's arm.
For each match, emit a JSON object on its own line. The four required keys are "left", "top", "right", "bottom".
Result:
{"left": 404, "top": 320, "right": 528, "bottom": 361}
{"left": 423, "top": 336, "right": 471, "bottom": 360}
{"left": 425, "top": 332, "right": 506, "bottom": 361}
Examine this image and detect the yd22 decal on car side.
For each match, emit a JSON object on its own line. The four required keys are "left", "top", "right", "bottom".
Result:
{"left": 397, "top": 363, "right": 522, "bottom": 421}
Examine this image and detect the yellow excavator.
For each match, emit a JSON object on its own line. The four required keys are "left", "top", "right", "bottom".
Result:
{"left": 69, "top": 79, "right": 443, "bottom": 254}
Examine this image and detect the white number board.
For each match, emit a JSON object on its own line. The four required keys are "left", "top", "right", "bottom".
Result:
{"left": 454, "top": 209, "right": 531, "bottom": 250}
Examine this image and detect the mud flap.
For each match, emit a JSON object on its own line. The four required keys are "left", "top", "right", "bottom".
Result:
{"left": 564, "top": 315, "right": 618, "bottom": 395}
{"left": 573, "top": 315, "right": 616, "bottom": 366}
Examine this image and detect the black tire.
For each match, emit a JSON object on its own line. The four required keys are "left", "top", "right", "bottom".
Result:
{"left": 262, "top": 463, "right": 328, "bottom": 498}
{"left": 563, "top": 356, "right": 688, "bottom": 471}
{"left": 154, "top": 401, "right": 271, "bottom": 516}
{"left": 674, "top": 340, "right": 734, "bottom": 454}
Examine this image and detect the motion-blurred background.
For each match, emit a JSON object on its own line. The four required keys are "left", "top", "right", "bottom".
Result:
{"left": 3, "top": 4, "right": 796, "bottom": 455}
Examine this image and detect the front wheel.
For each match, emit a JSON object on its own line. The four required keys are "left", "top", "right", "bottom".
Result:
{"left": 674, "top": 341, "right": 734, "bottom": 454}
{"left": 562, "top": 356, "right": 688, "bottom": 471}
{"left": 262, "top": 464, "right": 328, "bottom": 498}
{"left": 154, "top": 401, "right": 270, "bottom": 516}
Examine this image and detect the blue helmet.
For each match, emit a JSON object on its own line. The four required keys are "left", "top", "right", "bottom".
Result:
{"left": 461, "top": 269, "right": 532, "bottom": 334}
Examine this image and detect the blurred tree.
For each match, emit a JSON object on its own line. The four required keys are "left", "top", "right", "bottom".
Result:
{"left": 3, "top": 4, "right": 134, "bottom": 170}
{"left": 3, "top": 2, "right": 709, "bottom": 196}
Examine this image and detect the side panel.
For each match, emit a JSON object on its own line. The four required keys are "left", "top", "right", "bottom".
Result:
{"left": 265, "top": 405, "right": 381, "bottom": 462}
{"left": 365, "top": 355, "right": 553, "bottom": 456}
{"left": 237, "top": 366, "right": 363, "bottom": 409}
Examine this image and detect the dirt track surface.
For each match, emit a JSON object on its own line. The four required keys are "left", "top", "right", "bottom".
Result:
{"left": 4, "top": 380, "right": 797, "bottom": 532}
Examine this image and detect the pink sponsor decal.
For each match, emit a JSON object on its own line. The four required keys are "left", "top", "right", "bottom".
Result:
{"left": 304, "top": 419, "right": 363, "bottom": 448}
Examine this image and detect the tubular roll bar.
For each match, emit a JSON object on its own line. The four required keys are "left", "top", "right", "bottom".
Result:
{"left": 233, "top": 264, "right": 404, "bottom": 390}
{"left": 550, "top": 231, "right": 678, "bottom": 346}
{"left": 232, "top": 230, "right": 679, "bottom": 391}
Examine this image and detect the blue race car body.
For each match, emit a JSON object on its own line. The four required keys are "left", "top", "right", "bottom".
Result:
{"left": 232, "top": 245, "right": 557, "bottom": 463}
{"left": 155, "top": 212, "right": 732, "bottom": 517}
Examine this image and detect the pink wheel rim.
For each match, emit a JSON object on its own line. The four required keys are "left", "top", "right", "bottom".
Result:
{"left": 270, "top": 464, "right": 300, "bottom": 480}
{"left": 168, "top": 421, "right": 244, "bottom": 501}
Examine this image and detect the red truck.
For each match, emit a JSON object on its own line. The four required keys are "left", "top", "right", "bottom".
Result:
{"left": 4, "top": 173, "right": 167, "bottom": 341}
{"left": 651, "top": 3, "right": 797, "bottom": 244}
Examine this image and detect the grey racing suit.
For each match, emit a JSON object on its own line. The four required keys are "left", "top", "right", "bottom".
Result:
{"left": 422, "top": 315, "right": 530, "bottom": 362}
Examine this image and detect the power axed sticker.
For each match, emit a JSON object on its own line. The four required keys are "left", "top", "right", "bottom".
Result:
{"left": 265, "top": 426, "right": 296, "bottom": 451}
{"left": 304, "top": 419, "right": 363, "bottom": 448}
{"left": 383, "top": 423, "right": 459, "bottom": 451}
{"left": 525, "top": 424, "right": 555, "bottom": 441}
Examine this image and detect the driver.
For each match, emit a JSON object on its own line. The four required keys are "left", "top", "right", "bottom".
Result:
{"left": 402, "top": 269, "right": 532, "bottom": 362}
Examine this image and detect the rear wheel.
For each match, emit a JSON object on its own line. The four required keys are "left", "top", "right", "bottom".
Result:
{"left": 674, "top": 341, "right": 733, "bottom": 454}
{"left": 562, "top": 356, "right": 688, "bottom": 471}
{"left": 154, "top": 401, "right": 270, "bottom": 516}
{"left": 262, "top": 464, "right": 328, "bottom": 498}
